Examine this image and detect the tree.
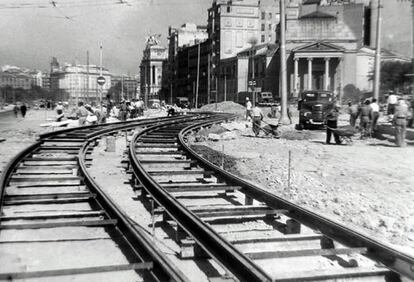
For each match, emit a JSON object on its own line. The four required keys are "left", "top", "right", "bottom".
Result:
{"left": 378, "top": 61, "right": 412, "bottom": 92}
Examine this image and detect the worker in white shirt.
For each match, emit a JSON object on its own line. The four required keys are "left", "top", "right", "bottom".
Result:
{"left": 387, "top": 91, "right": 398, "bottom": 116}
{"left": 245, "top": 97, "right": 252, "bottom": 121}
{"left": 370, "top": 98, "right": 380, "bottom": 133}
{"left": 251, "top": 105, "right": 263, "bottom": 137}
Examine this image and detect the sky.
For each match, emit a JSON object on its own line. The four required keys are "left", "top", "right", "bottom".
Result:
{"left": 0, "top": 0, "right": 211, "bottom": 75}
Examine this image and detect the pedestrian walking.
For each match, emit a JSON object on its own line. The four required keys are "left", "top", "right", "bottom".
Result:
{"left": 75, "top": 101, "right": 89, "bottom": 126}
{"left": 20, "top": 103, "right": 27, "bottom": 118}
{"left": 370, "top": 98, "right": 380, "bottom": 133}
{"left": 119, "top": 100, "right": 128, "bottom": 121}
{"left": 56, "top": 102, "right": 65, "bottom": 122}
{"left": 325, "top": 105, "right": 341, "bottom": 145}
{"left": 251, "top": 105, "right": 263, "bottom": 137}
{"left": 358, "top": 100, "right": 372, "bottom": 139}
{"left": 393, "top": 98, "right": 409, "bottom": 147}
{"left": 347, "top": 101, "right": 359, "bottom": 127}
{"left": 245, "top": 97, "right": 252, "bottom": 121}
{"left": 13, "top": 104, "right": 19, "bottom": 118}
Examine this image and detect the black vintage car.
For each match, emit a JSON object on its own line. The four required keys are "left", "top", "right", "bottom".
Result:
{"left": 298, "top": 90, "right": 335, "bottom": 129}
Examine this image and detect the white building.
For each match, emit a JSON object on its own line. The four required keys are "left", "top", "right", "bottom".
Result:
{"left": 57, "top": 64, "right": 111, "bottom": 104}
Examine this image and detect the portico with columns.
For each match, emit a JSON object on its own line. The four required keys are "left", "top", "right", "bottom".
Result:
{"left": 289, "top": 42, "right": 345, "bottom": 98}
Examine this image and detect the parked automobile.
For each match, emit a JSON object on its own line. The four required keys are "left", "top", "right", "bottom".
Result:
{"left": 175, "top": 97, "right": 190, "bottom": 109}
{"left": 297, "top": 90, "right": 335, "bottom": 129}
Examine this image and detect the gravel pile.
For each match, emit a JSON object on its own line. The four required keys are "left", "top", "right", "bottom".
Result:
{"left": 199, "top": 101, "right": 246, "bottom": 117}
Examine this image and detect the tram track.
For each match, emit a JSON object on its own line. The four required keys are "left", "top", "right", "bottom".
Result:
{"left": 2, "top": 112, "right": 413, "bottom": 281}
{"left": 129, "top": 114, "right": 414, "bottom": 281}
{"left": 0, "top": 116, "right": 199, "bottom": 281}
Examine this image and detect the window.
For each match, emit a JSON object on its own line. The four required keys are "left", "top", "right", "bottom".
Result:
{"left": 261, "top": 24, "right": 265, "bottom": 31}
{"left": 269, "top": 12, "right": 272, "bottom": 19}
{"left": 261, "top": 12, "right": 265, "bottom": 20}
{"left": 227, "top": 6, "right": 231, "bottom": 13}
{"left": 268, "top": 34, "right": 272, "bottom": 41}
{"left": 268, "top": 24, "right": 272, "bottom": 30}
{"left": 261, "top": 35, "right": 265, "bottom": 43}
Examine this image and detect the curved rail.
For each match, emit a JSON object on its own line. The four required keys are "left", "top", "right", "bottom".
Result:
{"left": 129, "top": 113, "right": 273, "bottom": 282}
{"left": 178, "top": 119, "right": 414, "bottom": 281}
{"left": 0, "top": 116, "right": 198, "bottom": 281}
{"left": 128, "top": 115, "right": 414, "bottom": 281}
{"left": 78, "top": 121, "right": 191, "bottom": 281}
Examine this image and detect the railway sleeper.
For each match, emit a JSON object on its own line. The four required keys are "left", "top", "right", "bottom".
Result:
{"left": 273, "top": 267, "right": 394, "bottom": 282}
{"left": 5, "top": 190, "right": 91, "bottom": 200}
{"left": 0, "top": 262, "right": 153, "bottom": 280}
{"left": 3, "top": 194, "right": 95, "bottom": 205}
{"left": 0, "top": 218, "right": 117, "bottom": 230}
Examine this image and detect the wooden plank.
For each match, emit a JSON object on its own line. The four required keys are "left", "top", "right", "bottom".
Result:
{"left": 5, "top": 191, "right": 91, "bottom": 200}
{"left": 136, "top": 144, "right": 179, "bottom": 148}
{"left": 23, "top": 161, "right": 77, "bottom": 166}
{"left": 0, "top": 219, "right": 117, "bottom": 229}
{"left": 190, "top": 206, "right": 287, "bottom": 218}
{"left": 139, "top": 159, "right": 192, "bottom": 164}
{"left": 26, "top": 157, "right": 78, "bottom": 161}
{"left": 136, "top": 151, "right": 184, "bottom": 155}
{"left": 15, "top": 170, "right": 74, "bottom": 175}
{"left": 274, "top": 267, "right": 390, "bottom": 282}
{"left": 17, "top": 166, "right": 76, "bottom": 171}
{"left": 148, "top": 169, "right": 211, "bottom": 176}
{"left": 245, "top": 247, "right": 367, "bottom": 260}
{"left": 44, "top": 138, "right": 84, "bottom": 142}
{"left": 4, "top": 195, "right": 94, "bottom": 205}
{"left": 166, "top": 184, "right": 241, "bottom": 193}
{"left": 1, "top": 210, "right": 105, "bottom": 220}
{"left": 230, "top": 234, "right": 324, "bottom": 244}
{"left": 0, "top": 262, "right": 153, "bottom": 279}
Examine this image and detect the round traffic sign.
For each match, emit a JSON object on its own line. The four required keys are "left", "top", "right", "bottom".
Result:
{"left": 97, "top": 76, "right": 106, "bottom": 86}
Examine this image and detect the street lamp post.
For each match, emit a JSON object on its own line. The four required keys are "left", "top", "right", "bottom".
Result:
{"left": 99, "top": 43, "right": 103, "bottom": 113}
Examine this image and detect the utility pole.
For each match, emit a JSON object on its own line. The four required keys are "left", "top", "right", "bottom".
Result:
{"left": 251, "top": 50, "right": 256, "bottom": 107}
{"left": 373, "top": 0, "right": 382, "bottom": 101}
{"left": 99, "top": 43, "right": 103, "bottom": 113}
{"left": 279, "top": 0, "right": 290, "bottom": 125}
{"left": 215, "top": 77, "right": 218, "bottom": 110}
{"left": 224, "top": 69, "right": 227, "bottom": 102}
{"left": 207, "top": 53, "right": 211, "bottom": 104}
{"left": 195, "top": 41, "right": 201, "bottom": 109}
{"left": 86, "top": 50, "right": 89, "bottom": 104}
{"left": 75, "top": 62, "right": 79, "bottom": 106}
{"left": 121, "top": 75, "right": 124, "bottom": 100}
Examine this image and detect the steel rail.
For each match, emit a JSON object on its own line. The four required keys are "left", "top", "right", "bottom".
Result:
{"left": 0, "top": 141, "right": 42, "bottom": 219}
{"left": 0, "top": 115, "right": 201, "bottom": 281}
{"left": 129, "top": 114, "right": 273, "bottom": 282}
{"left": 77, "top": 120, "right": 192, "bottom": 282}
{"left": 178, "top": 119, "right": 414, "bottom": 281}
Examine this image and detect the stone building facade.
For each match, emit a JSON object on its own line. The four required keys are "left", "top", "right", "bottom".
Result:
{"left": 139, "top": 35, "right": 168, "bottom": 104}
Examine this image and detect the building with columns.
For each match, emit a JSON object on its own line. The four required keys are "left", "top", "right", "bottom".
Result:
{"left": 139, "top": 35, "right": 168, "bottom": 104}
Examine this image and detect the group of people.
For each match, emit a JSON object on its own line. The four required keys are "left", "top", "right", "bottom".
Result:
{"left": 341, "top": 96, "right": 411, "bottom": 147}
{"left": 70, "top": 98, "right": 147, "bottom": 126}
{"left": 13, "top": 103, "right": 28, "bottom": 118}
{"left": 347, "top": 98, "right": 380, "bottom": 138}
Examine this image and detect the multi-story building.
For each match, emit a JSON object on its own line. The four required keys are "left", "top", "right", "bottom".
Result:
{"left": 173, "top": 40, "right": 211, "bottom": 106}
{"left": 0, "top": 69, "right": 33, "bottom": 90}
{"left": 41, "top": 72, "right": 51, "bottom": 90}
{"left": 259, "top": 0, "right": 279, "bottom": 44}
{"left": 207, "top": 0, "right": 280, "bottom": 98}
{"left": 111, "top": 75, "right": 139, "bottom": 102}
{"left": 50, "top": 58, "right": 111, "bottom": 104}
{"left": 139, "top": 35, "right": 168, "bottom": 105}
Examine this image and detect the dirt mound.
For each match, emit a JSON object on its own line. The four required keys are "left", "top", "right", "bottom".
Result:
{"left": 199, "top": 101, "right": 246, "bottom": 116}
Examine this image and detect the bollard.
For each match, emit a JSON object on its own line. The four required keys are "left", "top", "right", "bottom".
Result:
{"left": 105, "top": 136, "right": 116, "bottom": 152}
